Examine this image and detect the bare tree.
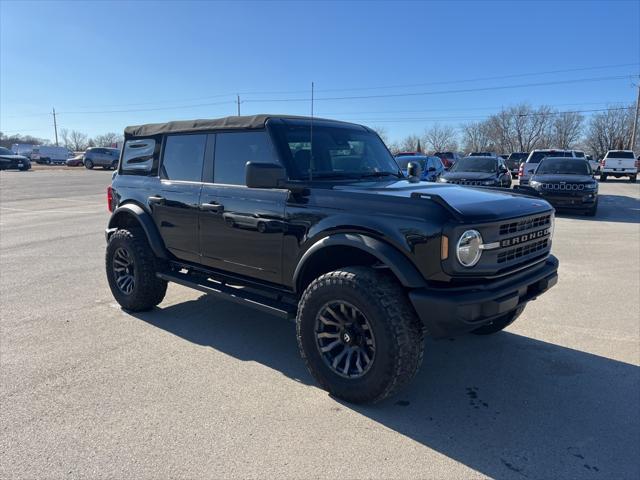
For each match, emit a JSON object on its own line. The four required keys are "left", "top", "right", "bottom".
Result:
{"left": 585, "top": 105, "right": 634, "bottom": 159}
{"left": 423, "top": 124, "right": 458, "bottom": 152}
{"left": 398, "top": 134, "right": 422, "bottom": 152}
{"left": 461, "top": 121, "right": 491, "bottom": 153}
{"left": 483, "top": 104, "right": 555, "bottom": 153}
{"left": 550, "top": 112, "right": 584, "bottom": 149}
{"left": 92, "top": 132, "right": 122, "bottom": 147}
{"left": 61, "top": 129, "right": 89, "bottom": 151}
{"left": 0, "top": 132, "right": 49, "bottom": 149}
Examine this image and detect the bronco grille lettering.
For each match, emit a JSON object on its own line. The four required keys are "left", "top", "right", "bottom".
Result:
{"left": 500, "top": 228, "right": 550, "bottom": 247}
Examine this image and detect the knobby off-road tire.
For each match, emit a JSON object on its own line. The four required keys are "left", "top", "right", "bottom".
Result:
{"left": 296, "top": 266, "right": 424, "bottom": 404}
{"left": 106, "top": 228, "right": 167, "bottom": 311}
{"left": 471, "top": 305, "right": 525, "bottom": 335}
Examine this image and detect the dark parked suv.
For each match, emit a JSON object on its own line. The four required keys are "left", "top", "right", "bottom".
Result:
{"left": 105, "top": 115, "right": 559, "bottom": 403}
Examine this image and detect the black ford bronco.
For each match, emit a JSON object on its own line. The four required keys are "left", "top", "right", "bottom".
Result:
{"left": 105, "top": 115, "right": 558, "bottom": 403}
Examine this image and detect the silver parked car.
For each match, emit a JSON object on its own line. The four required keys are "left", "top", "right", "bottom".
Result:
{"left": 83, "top": 147, "right": 120, "bottom": 170}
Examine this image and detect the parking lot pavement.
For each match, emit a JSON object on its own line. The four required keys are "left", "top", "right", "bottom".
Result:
{"left": 1, "top": 169, "right": 639, "bottom": 479}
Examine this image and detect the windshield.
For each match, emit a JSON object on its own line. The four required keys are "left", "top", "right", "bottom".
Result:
{"left": 0, "top": 147, "right": 13, "bottom": 155}
{"left": 270, "top": 122, "right": 401, "bottom": 180}
{"left": 508, "top": 153, "right": 528, "bottom": 161}
{"left": 605, "top": 151, "right": 635, "bottom": 159}
{"left": 449, "top": 157, "right": 497, "bottom": 173}
{"left": 396, "top": 157, "right": 426, "bottom": 169}
{"left": 528, "top": 150, "right": 572, "bottom": 163}
{"left": 434, "top": 151, "right": 454, "bottom": 159}
{"left": 536, "top": 158, "right": 590, "bottom": 175}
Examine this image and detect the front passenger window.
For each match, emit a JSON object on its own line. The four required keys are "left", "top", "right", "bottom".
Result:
{"left": 214, "top": 131, "right": 278, "bottom": 185}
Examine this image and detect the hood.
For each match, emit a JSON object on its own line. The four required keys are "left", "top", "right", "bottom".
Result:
{"left": 531, "top": 174, "right": 595, "bottom": 183}
{"left": 332, "top": 179, "right": 552, "bottom": 221}
{"left": 441, "top": 171, "right": 496, "bottom": 181}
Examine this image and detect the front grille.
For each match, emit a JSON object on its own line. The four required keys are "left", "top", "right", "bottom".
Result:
{"left": 449, "top": 180, "right": 483, "bottom": 186}
{"left": 499, "top": 214, "right": 551, "bottom": 235}
{"left": 497, "top": 239, "right": 549, "bottom": 264}
{"left": 542, "top": 183, "right": 584, "bottom": 191}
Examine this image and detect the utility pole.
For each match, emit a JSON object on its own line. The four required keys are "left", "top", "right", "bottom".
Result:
{"left": 237, "top": 95, "right": 241, "bottom": 116}
{"left": 52, "top": 107, "right": 59, "bottom": 146}
{"left": 631, "top": 82, "right": 640, "bottom": 151}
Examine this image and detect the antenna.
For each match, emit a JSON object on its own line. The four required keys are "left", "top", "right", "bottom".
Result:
{"left": 309, "top": 81, "right": 314, "bottom": 181}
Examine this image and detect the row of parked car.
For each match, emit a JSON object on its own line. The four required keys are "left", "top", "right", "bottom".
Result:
{"left": 397, "top": 149, "right": 638, "bottom": 183}
{"left": 4, "top": 143, "right": 121, "bottom": 170}
{"left": 394, "top": 149, "right": 638, "bottom": 216}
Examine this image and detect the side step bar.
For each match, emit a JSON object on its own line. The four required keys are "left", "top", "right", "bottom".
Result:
{"left": 156, "top": 271, "right": 297, "bottom": 319}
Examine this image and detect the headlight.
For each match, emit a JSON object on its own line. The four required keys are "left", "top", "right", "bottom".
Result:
{"left": 584, "top": 183, "right": 597, "bottom": 190}
{"left": 438, "top": 177, "right": 448, "bottom": 183}
{"left": 529, "top": 180, "right": 541, "bottom": 188}
{"left": 456, "top": 230, "right": 483, "bottom": 267}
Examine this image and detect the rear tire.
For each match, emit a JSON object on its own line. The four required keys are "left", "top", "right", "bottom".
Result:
{"left": 296, "top": 266, "right": 424, "bottom": 404}
{"left": 106, "top": 228, "right": 167, "bottom": 311}
{"left": 471, "top": 306, "right": 524, "bottom": 335}
{"left": 630, "top": 175, "right": 637, "bottom": 183}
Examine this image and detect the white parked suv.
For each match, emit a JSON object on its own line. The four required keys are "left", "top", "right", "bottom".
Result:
{"left": 518, "top": 149, "right": 577, "bottom": 185}
{"left": 600, "top": 150, "right": 637, "bottom": 182}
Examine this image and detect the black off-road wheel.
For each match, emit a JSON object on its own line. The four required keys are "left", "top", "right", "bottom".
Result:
{"left": 471, "top": 306, "right": 525, "bottom": 335}
{"left": 296, "top": 266, "right": 424, "bottom": 404}
{"left": 106, "top": 228, "right": 167, "bottom": 311}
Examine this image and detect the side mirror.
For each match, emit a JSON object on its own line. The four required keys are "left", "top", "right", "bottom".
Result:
{"left": 245, "top": 162, "right": 286, "bottom": 189}
{"left": 406, "top": 161, "right": 422, "bottom": 183}
{"left": 407, "top": 161, "right": 421, "bottom": 177}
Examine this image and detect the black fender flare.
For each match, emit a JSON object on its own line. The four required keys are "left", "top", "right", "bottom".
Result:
{"left": 106, "top": 203, "right": 168, "bottom": 259}
{"left": 293, "top": 233, "right": 427, "bottom": 292}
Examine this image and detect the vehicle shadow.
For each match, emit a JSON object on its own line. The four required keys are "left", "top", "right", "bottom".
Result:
{"left": 556, "top": 194, "right": 640, "bottom": 224}
{"left": 132, "top": 295, "right": 640, "bottom": 479}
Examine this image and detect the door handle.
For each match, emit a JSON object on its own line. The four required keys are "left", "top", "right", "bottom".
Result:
{"left": 200, "top": 202, "right": 223, "bottom": 212}
{"left": 148, "top": 195, "right": 165, "bottom": 205}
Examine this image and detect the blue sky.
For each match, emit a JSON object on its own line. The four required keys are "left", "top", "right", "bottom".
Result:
{"left": 1, "top": 0, "right": 638, "bottom": 142}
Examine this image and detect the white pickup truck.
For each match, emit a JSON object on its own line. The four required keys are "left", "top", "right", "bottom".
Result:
{"left": 600, "top": 150, "right": 637, "bottom": 182}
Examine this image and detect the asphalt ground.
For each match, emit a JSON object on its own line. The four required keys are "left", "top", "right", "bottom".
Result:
{"left": 1, "top": 169, "right": 639, "bottom": 479}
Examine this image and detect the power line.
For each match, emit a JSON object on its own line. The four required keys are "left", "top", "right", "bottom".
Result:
{"left": 310, "top": 62, "right": 640, "bottom": 93}
{"left": 245, "top": 75, "right": 635, "bottom": 103}
{"left": 3, "top": 62, "right": 636, "bottom": 117}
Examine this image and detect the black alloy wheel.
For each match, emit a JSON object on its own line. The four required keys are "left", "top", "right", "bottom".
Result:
{"left": 315, "top": 301, "right": 376, "bottom": 378}
{"left": 112, "top": 247, "right": 135, "bottom": 295}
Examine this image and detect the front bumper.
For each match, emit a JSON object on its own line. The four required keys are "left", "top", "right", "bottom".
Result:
{"left": 539, "top": 192, "right": 597, "bottom": 210}
{"left": 409, "top": 255, "right": 558, "bottom": 337}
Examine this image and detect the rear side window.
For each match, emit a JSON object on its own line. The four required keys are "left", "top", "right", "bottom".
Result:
{"left": 121, "top": 139, "right": 156, "bottom": 174}
{"left": 214, "top": 131, "right": 278, "bottom": 185}
{"left": 161, "top": 134, "right": 206, "bottom": 182}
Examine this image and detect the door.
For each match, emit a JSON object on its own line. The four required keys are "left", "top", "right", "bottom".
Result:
{"left": 199, "top": 131, "right": 287, "bottom": 284}
{"left": 149, "top": 133, "right": 207, "bottom": 263}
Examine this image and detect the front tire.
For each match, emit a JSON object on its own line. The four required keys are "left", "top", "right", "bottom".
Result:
{"left": 296, "top": 267, "right": 424, "bottom": 404}
{"left": 85, "top": 159, "right": 94, "bottom": 169}
{"left": 106, "top": 228, "right": 167, "bottom": 311}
